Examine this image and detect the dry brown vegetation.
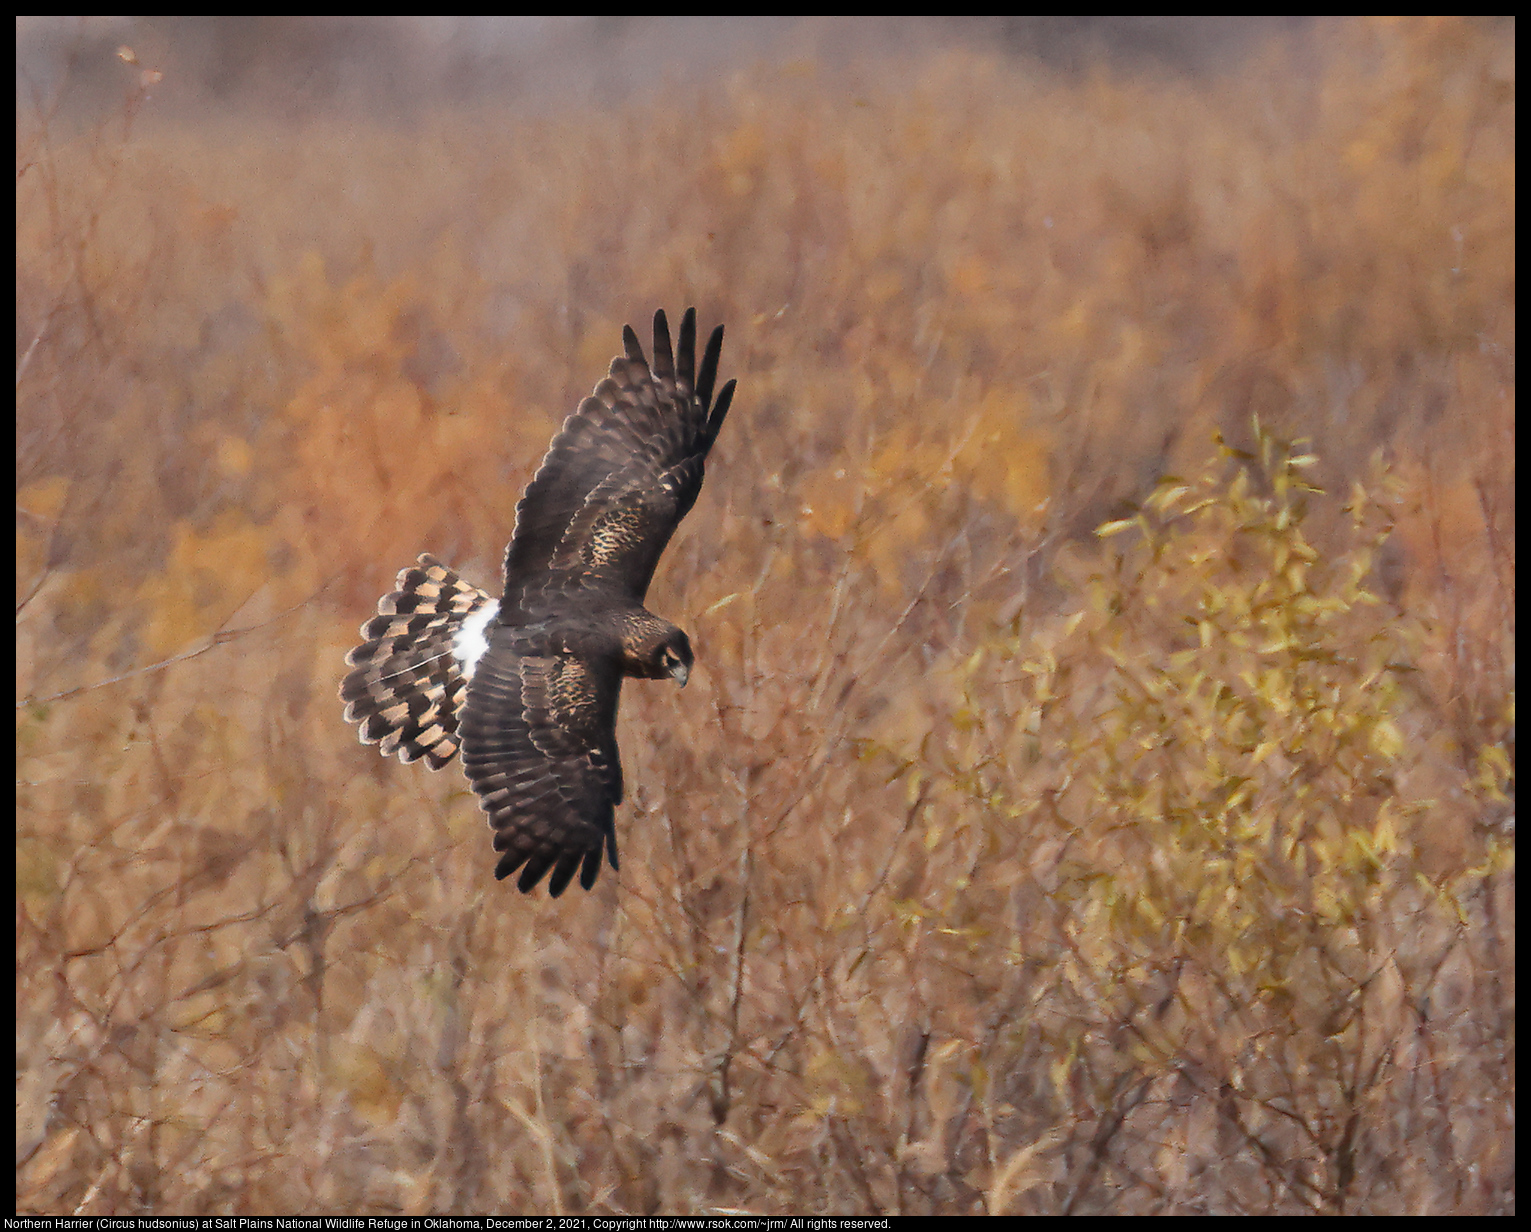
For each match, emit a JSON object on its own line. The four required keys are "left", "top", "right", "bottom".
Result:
{"left": 16, "top": 16, "right": 1513, "bottom": 1215}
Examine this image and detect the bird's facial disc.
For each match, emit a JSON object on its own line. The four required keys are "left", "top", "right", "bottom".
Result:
{"left": 662, "top": 636, "right": 693, "bottom": 686}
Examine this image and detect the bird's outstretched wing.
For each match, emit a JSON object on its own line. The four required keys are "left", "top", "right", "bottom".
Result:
{"left": 459, "top": 623, "right": 624, "bottom": 896}
{"left": 340, "top": 555, "right": 495, "bottom": 770}
{"left": 502, "top": 308, "right": 736, "bottom": 617}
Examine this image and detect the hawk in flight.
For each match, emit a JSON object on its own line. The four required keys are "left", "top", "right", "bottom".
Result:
{"left": 341, "top": 308, "right": 736, "bottom": 897}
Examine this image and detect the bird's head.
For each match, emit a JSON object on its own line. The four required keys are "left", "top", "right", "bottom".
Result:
{"left": 623, "top": 615, "right": 694, "bottom": 686}
{"left": 657, "top": 629, "right": 693, "bottom": 687}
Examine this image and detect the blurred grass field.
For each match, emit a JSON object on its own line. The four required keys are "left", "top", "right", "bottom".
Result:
{"left": 16, "top": 17, "right": 1513, "bottom": 1215}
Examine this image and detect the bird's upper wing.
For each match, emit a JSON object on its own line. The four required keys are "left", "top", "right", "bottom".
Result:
{"left": 502, "top": 308, "right": 736, "bottom": 617}
{"left": 459, "top": 622, "right": 626, "bottom": 897}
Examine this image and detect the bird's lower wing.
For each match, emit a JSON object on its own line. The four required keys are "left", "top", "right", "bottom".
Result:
{"left": 459, "top": 627, "right": 624, "bottom": 896}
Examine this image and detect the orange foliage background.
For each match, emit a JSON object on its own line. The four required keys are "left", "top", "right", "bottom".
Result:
{"left": 16, "top": 17, "right": 1513, "bottom": 1216}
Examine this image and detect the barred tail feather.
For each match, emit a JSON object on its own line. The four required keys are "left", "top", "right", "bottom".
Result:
{"left": 340, "top": 554, "right": 496, "bottom": 770}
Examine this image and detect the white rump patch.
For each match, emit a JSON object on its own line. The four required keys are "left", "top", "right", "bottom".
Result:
{"left": 454, "top": 600, "right": 499, "bottom": 679}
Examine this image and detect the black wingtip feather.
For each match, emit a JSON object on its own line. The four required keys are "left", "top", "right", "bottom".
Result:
{"left": 580, "top": 845, "right": 602, "bottom": 891}
{"left": 547, "top": 850, "right": 583, "bottom": 898}
{"left": 517, "top": 851, "right": 555, "bottom": 894}
{"left": 676, "top": 307, "right": 697, "bottom": 394}
{"left": 650, "top": 309, "right": 674, "bottom": 381}
{"left": 622, "top": 324, "right": 645, "bottom": 365}
{"left": 696, "top": 323, "right": 724, "bottom": 410}
{"left": 708, "top": 379, "right": 736, "bottom": 443}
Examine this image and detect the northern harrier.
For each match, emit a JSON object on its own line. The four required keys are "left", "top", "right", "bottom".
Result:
{"left": 341, "top": 308, "right": 736, "bottom": 896}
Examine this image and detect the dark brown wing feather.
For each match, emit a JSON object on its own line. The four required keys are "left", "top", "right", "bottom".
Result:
{"left": 459, "top": 623, "right": 624, "bottom": 896}
{"left": 501, "top": 308, "right": 736, "bottom": 618}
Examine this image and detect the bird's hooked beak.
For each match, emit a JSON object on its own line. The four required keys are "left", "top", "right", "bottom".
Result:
{"left": 669, "top": 659, "right": 690, "bottom": 688}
